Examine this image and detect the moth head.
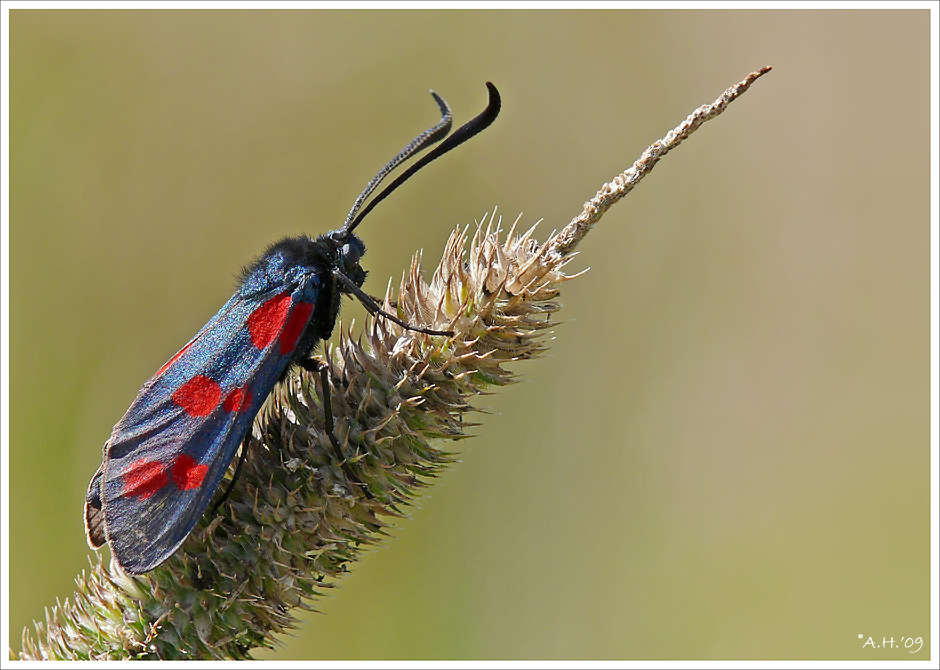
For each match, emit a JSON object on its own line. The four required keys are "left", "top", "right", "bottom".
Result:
{"left": 337, "top": 234, "right": 367, "bottom": 288}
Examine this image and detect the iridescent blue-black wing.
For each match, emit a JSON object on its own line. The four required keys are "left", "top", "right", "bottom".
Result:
{"left": 86, "top": 266, "right": 321, "bottom": 574}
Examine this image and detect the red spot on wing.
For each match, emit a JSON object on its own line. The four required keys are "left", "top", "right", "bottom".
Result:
{"left": 279, "top": 302, "right": 315, "bottom": 354}
{"left": 172, "top": 375, "right": 222, "bottom": 417}
{"left": 171, "top": 454, "right": 208, "bottom": 491}
{"left": 223, "top": 385, "right": 253, "bottom": 412}
{"left": 247, "top": 293, "right": 292, "bottom": 349}
{"left": 157, "top": 340, "right": 196, "bottom": 376}
{"left": 122, "top": 459, "right": 168, "bottom": 499}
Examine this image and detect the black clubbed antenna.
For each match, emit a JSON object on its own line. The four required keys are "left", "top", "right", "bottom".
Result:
{"left": 343, "top": 92, "right": 453, "bottom": 231}
{"left": 343, "top": 82, "right": 501, "bottom": 235}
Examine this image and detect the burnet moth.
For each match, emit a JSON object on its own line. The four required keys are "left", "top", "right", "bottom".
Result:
{"left": 84, "top": 83, "right": 501, "bottom": 575}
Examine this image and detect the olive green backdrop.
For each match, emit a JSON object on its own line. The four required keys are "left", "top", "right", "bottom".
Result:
{"left": 8, "top": 8, "right": 931, "bottom": 661}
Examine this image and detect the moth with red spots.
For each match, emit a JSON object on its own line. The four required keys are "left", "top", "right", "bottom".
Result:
{"left": 84, "top": 83, "right": 501, "bottom": 574}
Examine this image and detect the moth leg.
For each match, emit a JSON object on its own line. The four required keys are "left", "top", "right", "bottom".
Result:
{"left": 333, "top": 268, "right": 453, "bottom": 337}
{"left": 210, "top": 434, "right": 250, "bottom": 517}
{"left": 365, "top": 292, "right": 397, "bottom": 309}
{"left": 317, "top": 362, "right": 343, "bottom": 457}
{"left": 301, "top": 357, "right": 374, "bottom": 500}
{"left": 299, "top": 358, "right": 344, "bottom": 457}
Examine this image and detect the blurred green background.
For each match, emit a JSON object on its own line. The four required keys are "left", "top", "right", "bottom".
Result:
{"left": 8, "top": 8, "right": 930, "bottom": 661}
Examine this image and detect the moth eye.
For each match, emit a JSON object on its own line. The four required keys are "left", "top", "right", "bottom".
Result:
{"left": 341, "top": 242, "right": 361, "bottom": 270}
